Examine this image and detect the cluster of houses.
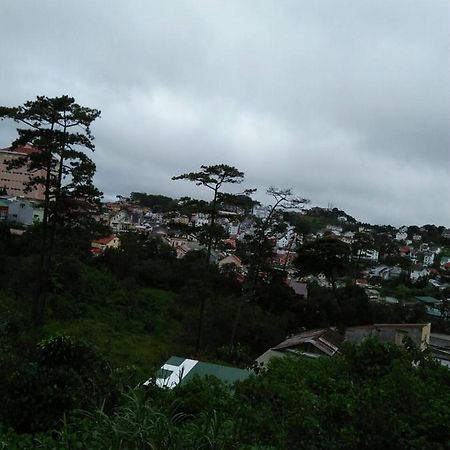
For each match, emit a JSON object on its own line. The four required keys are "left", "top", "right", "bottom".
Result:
{"left": 151, "top": 322, "right": 450, "bottom": 388}
{"left": 91, "top": 200, "right": 450, "bottom": 321}
{"left": 96, "top": 198, "right": 304, "bottom": 273}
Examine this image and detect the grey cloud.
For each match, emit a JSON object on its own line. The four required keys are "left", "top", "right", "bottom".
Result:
{"left": 0, "top": 0, "right": 449, "bottom": 226}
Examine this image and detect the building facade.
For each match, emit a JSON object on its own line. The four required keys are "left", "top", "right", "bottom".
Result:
{"left": 0, "top": 145, "right": 46, "bottom": 201}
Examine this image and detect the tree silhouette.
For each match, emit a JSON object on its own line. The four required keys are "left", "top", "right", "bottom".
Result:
{"left": 172, "top": 164, "right": 245, "bottom": 352}
{"left": 296, "top": 237, "right": 351, "bottom": 308}
{"left": 230, "top": 187, "right": 309, "bottom": 347}
{"left": 0, "top": 95, "right": 101, "bottom": 325}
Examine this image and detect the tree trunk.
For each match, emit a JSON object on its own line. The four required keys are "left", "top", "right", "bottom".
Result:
{"left": 32, "top": 131, "right": 54, "bottom": 327}
{"left": 206, "top": 188, "right": 218, "bottom": 264}
{"left": 35, "top": 125, "right": 67, "bottom": 326}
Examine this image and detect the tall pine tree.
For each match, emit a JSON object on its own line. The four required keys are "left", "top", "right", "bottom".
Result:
{"left": 0, "top": 95, "right": 102, "bottom": 325}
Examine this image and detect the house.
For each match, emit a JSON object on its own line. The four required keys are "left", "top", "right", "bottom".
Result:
{"left": 357, "top": 248, "right": 379, "bottom": 262}
{"left": 7, "top": 199, "right": 43, "bottom": 225}
{"left": 370, "top": 265, "right": 402, "bottom": 281}
{"left": 345, "top": 323, "right": 431, "bottom": 351}
{"left": 191, "top": 213, "right": 210, "bottom": 228}
{"left": 91, "top": 235, "right": 120, "bottom": 254}
{"left": 257, "top": 323, "right": 440, "bottom": 369}
{"left": 109, "top": 209, "right": 134, "bottom": 232}
{"left": 256, "top": 328, "right": 344, "bottom": 367}
{"left": 167, "top": 235, "right": 192, "bottom": 247}
{"left": 146, "top": 356, "right": 250, "bottom": 389}
{"left": 423, "top": 252, "right": 436, "bottom": 267}
{"left": 218, "top": 254, "right": 242, "bottom": 269}
{"left": 410, "top": 265, "right": 428, "bottom": 282}
{"left": 172, "top": 214, "right": 190, "bottom": 225}
{"left": 429, "top": 333, "right": 450, "bottom": 367}
{"left": 340, "top": 231, "right": 354, "bottom": 244}
{"left": 167, "top": 235, "right": 202, "bottom": 257}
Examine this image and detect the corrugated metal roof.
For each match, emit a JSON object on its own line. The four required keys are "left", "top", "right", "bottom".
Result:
{"left": 152, "top": 356, "right": 250, "bottom": 388}
{"left": 273, "top": 328, "right": 344, "bottom": 355}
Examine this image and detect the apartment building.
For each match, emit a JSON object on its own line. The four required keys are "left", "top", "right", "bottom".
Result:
{"left": 0, "top": 144, "right": 46, "bottom": 201}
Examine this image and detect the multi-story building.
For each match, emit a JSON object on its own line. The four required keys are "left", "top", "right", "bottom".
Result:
{"left": 0, "top": 145, "right": 46, "bottom": 201}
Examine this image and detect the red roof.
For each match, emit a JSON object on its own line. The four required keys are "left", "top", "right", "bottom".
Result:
{"left": 444, "top": 262, "right": 450, "bottom": 269}
{"left": 92, "top": 235, "right": 116, "bottom": 245}
{"left": 1, "top": 144, "right": 39, "bottom": 155}
{"left": 222, "top": 238, "right": 237, "bottom": 248}
{"left": 90, "top": 247, "right": 102, "bottom": 254}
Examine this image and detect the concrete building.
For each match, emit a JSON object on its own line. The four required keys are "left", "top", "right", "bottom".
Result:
{"left": 345, "top": 323, "right": 431, "bottom": 351}
{"left": 7, "top": 199, "right": 43, "bottom": 225}
{"left": 0, "top": 145, "right": 46, "bottom": 201}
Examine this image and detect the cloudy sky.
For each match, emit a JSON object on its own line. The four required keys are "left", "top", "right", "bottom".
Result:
{"left": 1, "top": 0, "right": 449, "bottom": 226}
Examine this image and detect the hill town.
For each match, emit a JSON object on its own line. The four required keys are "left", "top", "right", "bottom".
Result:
{"left": 0, "top": 97, "right": 449, "bottom": 448}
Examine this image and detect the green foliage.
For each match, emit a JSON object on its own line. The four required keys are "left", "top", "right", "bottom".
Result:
{"left": 130, "top": 192, "right": 177, "bottom": 211}
{"left": 0, "top": 95, "right": 103, "bottom": 326}
{"left": 296, "top": 238, "right": 351, "bottom": 281}
{"left": 1, "top": 336, "right": 450, "bottom": 448}
{"left": 0, "top": 335, "right": 115, "bottom": 433}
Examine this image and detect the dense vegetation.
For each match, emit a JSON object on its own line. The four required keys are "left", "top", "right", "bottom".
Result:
{"left": 1, "top": 339, "right": 449, "bottom": 449}
{"left": 2, "top": 219, "right": 446, "bottom": 448}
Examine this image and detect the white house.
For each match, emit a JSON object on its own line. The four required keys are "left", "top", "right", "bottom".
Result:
{"left": 410, "top": 266, "right": 428, "bottom": 283}
{"left": 192, "top": 213, "right": 210, "bottom": 228}
{"left": 395, "top": 231, "right": 408, "bottom": 241}
{"left": 357, "top": 249, "right": 379, "bottom": 262}
{"left": 109, "top": 209, "right": 133, "bottom": 232}
{"left": 423, "top": 252, "right": 436, "bottom": 267}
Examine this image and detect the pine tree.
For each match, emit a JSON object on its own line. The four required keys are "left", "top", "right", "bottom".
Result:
{"left": 0, "top": 95, "right": 101, "bottom": 325}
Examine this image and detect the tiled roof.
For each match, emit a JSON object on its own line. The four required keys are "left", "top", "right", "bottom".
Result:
{"left": 92, "top": 235, "right": 116, "bottom": 245}
{"left": 273, "top": 328, "right": 344, "bottom": 356}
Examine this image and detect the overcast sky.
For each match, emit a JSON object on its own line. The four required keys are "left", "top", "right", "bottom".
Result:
{"left": 1, "top": 0, "right": 449, "bottom": 226}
